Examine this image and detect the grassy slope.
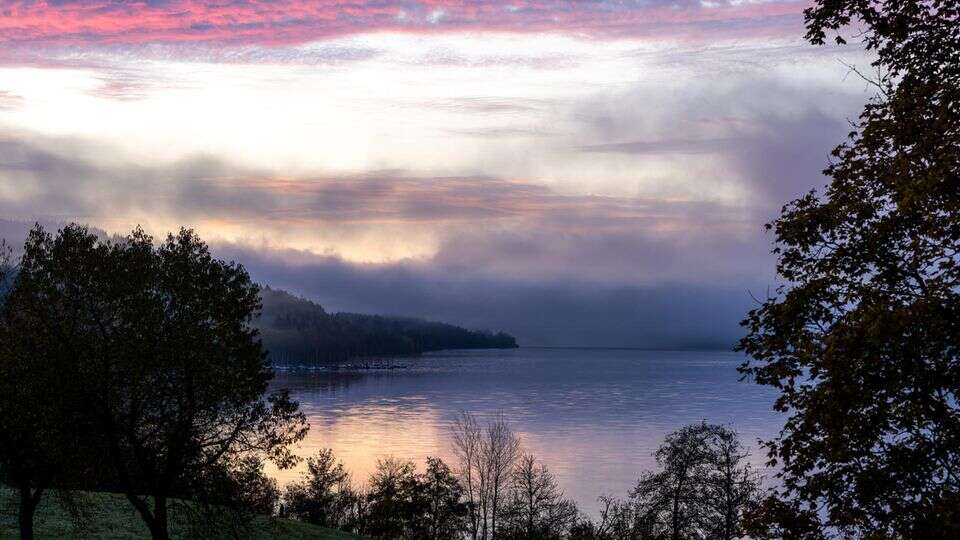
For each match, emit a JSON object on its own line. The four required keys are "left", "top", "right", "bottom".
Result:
{"left": 0, "top": 489, "right": 356, "bottom": 539}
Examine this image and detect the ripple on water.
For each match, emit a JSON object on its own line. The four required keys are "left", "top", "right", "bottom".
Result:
{"left": 269, "top": 348, "right": 782, "bottom": 517}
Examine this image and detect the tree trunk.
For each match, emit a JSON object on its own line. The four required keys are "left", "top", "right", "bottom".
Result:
{"left": 125, "top": 493, "right": 171, "bottom": 540}
{"left": 671, "top": 484, "right": 682, "bottom": 540}
{"left": 149, "top": 495, "right": 169, "bottom": 540}
{"left": 17, "top": 486, "right": 42, "bottom": 540}
{"left": 490, "top": 492, "right": 497, "bottom": 540}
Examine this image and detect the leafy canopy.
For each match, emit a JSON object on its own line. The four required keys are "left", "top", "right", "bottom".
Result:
{"left": 739, "top": 0, "right": 960, "bottom": 537}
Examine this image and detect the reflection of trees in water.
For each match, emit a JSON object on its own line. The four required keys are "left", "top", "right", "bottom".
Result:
{"left": 271, "top": 370, "right": 370, "bottom": 395}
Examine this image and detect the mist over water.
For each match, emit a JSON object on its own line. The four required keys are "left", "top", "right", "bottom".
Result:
{"left": 270, "top": 348, "right": 782, "bottom": 517}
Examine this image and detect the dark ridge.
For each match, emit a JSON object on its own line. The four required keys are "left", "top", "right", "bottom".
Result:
{"left": 257, "top": 287, "right": 518, "bottom": 365}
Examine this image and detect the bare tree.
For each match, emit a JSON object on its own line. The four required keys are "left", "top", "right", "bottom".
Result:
{"left": 569, "top": 495, "right": 643, "bottom": 540}
{"left": 595, "top": 495, "right": 639, "bottom": 540}
{"left": 702, "top": 428, "right": 758, "bottom": 540}
{"left": 484, "top": 413, "right": 521, "bottom": 539}
{"left": 452, "top": 412, "right": 483, "bottom": 540}
{"left": 451, "top": 411, "right": 521, "bottom": 540}
{"left": 501, "top": 453, "right": 579, "bottom": 539}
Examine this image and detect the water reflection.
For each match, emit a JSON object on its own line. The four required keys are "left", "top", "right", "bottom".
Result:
{"left": 269, "top": 348, "right": 782, "bottom": 516}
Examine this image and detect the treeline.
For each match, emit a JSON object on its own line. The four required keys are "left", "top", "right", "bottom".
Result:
{"left": 258, "top": 287, "right": 518, "bottom": 365}
{"left": 270, "top": 414, "right": 762, "bottom": 540}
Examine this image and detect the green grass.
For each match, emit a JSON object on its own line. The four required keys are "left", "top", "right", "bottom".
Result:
{"left": 0, "top": 488, "right": 356, "bottom": 539}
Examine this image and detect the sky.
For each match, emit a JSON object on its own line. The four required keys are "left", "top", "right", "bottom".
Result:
{"left": 0, "top": 0, "right": 874, "bottom": 347}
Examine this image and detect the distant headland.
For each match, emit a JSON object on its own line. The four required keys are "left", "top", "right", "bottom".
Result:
{"left": 257, "top": 287, "right": 518, "bottom": 366}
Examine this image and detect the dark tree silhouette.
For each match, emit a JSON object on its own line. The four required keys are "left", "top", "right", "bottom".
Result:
{"left": 629, "top": 423, "right": 759, "bottom": 540}
{"left": 180, "top": 456, "right": 281, "bottom": 537}
{"left": 0, "top": 302, "right": 63, "bottom": 540}
{"left": 6, "top": 224, "right": 308, "bottom": 540}
{"left": 0, "top": 234, "right": 106, "bottom": 540}
{"left": 283, "top": 448, "right": 353, "bottom": 528}
{"left": 630, "top": 423, "right": 717, "bottom": 540}
{"left": 0, "top": 239, "right": 51, "bottom": 540}
{"left": 283, "top": 454, "right": 466, "bottom": 539}
{"left": 259, "top": 287, "right": 518, "bottom": 365}
{"left": 0, "top": 239, "right": 45, "bottom": 540}
{"left": 500, "top": 454, "right": 579, "bottom": 540}
{"left": 451, "top": 412, "right": 522, "bottom": 540}
{"left": 411, "top": 457, "right": 469, "bottom": 540}
{"left": 702, "top": 427, "right": 758, "bottom": 540}
{"left": 739, "top": 0, "right": 960, "bottom": 537}
{"left": 366, "top": 457, "right": 421, "bottom": 540}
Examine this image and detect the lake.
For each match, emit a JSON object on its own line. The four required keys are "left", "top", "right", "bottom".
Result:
{"left": 269, "top": 348, "right": 783, "bottom": 517}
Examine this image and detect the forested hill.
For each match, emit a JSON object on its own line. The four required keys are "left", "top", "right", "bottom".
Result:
{"left": 257, "top": 287, "right": 518, "bottom": 365}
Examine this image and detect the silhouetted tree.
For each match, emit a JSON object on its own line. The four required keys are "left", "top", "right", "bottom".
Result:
{"left": 343, "top": 483, "right": 371, "bottom": 536}
{"left": 366, "top": 457, "right": 421, "bottom": 539}
{"left": 283, "top": 448, "right": 353, "bottom": 527}
{"left": 739, "top": 0, "right": 960, "bottom": 537}
{"left": 453, "top": 412, "right": 483, "bottom": 540}
{"left": 594, "top": 495, "right": 642, "bottom": 540}
{"left": 0, "top": 232, "right": 104, "bottom": 540}
{"left": 0, "top": 238, "right": 47, "bottom": 540}
{"left": 500, "top": 454, "right": 579, "bottom": 540}
{"left": 701, "top": 428, "right": 758, "bottom": 540}
{"left": 631, "top": 423, "right": 716, "bottom": 540}
{"left": 7, "top": 224, "right": 308, "bottom": 540}
{"left": 220, "top": 456, "right": 281, "bottom": 516}
{"left": 0, "top": 339, "right": 66, "bottom": 540}
{"left": 180, "top": 455, "right": 281, "bottom": 537}
{"left": 567, "top": 501, "right": 630, "bottom": 540}
{"left": 484, "top": 414, "right": 521, "bottom": 540}
{"left": 452, "top": 412, "right": 521, "bottom": 540}
{"left": 411, "top": 457, "right": 468, "bottom": 540}
{"left": 629, "top": 423, "right": 759, "bottom": 540}
{"left": 287, "top": 455, "right": 467, "bottom": 539}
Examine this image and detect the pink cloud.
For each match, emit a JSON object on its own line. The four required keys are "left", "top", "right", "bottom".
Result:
{"left": 0, "top": 1, "right": 805, "bottom": 47}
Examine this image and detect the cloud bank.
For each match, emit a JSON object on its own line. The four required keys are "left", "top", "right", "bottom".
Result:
{"left": 0, "top": 87, "right": 844, "bottom": 347}
{"left": 0, "top": 1, "right": 877, "bottom": 347}
{"left": 1, "top": 1, "right": 805, "bottom": 49}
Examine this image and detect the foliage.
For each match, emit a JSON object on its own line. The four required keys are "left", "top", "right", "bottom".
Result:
{"left": 3, "top": 224, "right": 308, "bottom": 540}
{"left": 409, "top": 457, "right": 468, "bottom": 540}
{"left": 179, "top": 456, "right": 282, "bottom": 537}
{"left": 0, "top": 233, "right": 105, "bottom": 540}
{"left": 362, "top": 457, "right": 471, "bottom": 539}
{"left": 284, "top": 449, "right": 354, "bottom": 529}
{"left": 365, "top": 458, "right": 421, "bottom": 540}
{"left": 738, "top": 0, "right": 960, "bottom": 537}
{"left": 627, "top": 423, "right": 758, "bottom": 540}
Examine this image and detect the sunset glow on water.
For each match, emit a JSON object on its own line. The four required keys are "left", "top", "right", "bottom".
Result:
{"left": 269, "top": 348, "right": 782, "bottom": 516}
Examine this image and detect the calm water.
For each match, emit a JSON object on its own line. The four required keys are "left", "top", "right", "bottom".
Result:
{"left": 269, "top": 348, "right": 782, "bottom": 516}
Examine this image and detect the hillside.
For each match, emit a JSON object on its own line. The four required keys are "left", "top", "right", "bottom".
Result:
{"left": 257, "top": 288, "right": 518, "bottom": 365}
